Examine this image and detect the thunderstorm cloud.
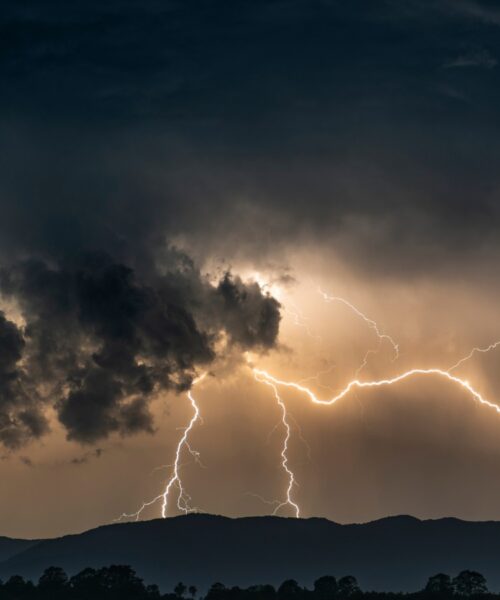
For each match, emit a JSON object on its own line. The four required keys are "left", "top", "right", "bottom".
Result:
{"left": 2, "top": 0, "right": 500, "bottom": 451}
{"left": 0, "top": 256, "right": 280, "bottom": 447}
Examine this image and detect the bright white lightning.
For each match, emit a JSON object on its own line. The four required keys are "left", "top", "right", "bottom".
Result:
{"left": 248, "top": 289, "right": 400, "bottom": 519}
{"left": 253, "top": 367, "right": 500, "bottom": 412}
{"left": 160, "top": 377, "right": 207, "bottom": 518}
{"left": 252, "top": 289, "right": 500, "bottom": 520}
{"left": 253, "top": 370, "right": 301, "bottom": 518}
{"left": 115, "top": 282, "right": 500, "bottom": 523}
{"left": 251, "top": 364, "right": 500, "bottom": 518}
{"left": 115, "top": 372, "right": 207, "bottom": 522}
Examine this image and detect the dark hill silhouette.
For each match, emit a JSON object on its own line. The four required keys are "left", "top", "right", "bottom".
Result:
{"left": 2, "top": 514, "right": 500, "bottom": 592}
{"left": 0, "top": 536, "right": 38, "bottom": 562}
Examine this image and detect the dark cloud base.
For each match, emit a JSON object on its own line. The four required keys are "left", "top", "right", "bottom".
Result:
{"left": 0, "top": 253, "right": 280, "bottom": 448}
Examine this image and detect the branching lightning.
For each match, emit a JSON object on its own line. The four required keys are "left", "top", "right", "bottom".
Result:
{"left": 251, "top": 363, "right": 500, "bottom": 518}
{"left": 253, "top": 369, "right": 301, "bottom": 518}
{"left": 298, "top": 364, "right": 336, "bottom": 393}
{"left": 319, "top": 289, "right": 399, "bottom": 372}
{"left": 115, "top": 283, "right": 500, "bottom": 525}
{"left": 253, "top": 367, "right": 500, "bottom": 412}
{"left": 448, "top": 340, "right": 500, "bottom": 371}
{"left": 248, "top": 291, "right": 500, "bottom": 519}
{"left": 115, "top": 373, "right": 207, "bottom": 522}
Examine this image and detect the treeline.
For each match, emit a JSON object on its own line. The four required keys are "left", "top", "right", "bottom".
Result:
{"left": 0, "top": 566, "right": 493, "bottom": 600}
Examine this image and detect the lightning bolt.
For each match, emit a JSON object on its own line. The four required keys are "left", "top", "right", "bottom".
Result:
{"left": 114, "top": 279, "right": 500, "bottom": 524}
{"left": 253, "top": 369, "right": 301, "bottom": 518}
{"left": 319, "top": 289, "right": 399, "bottom": 372}
{"left": 248, "top": 288, "right": 402, "bottom": 519}
{"left": 253, "top": 367, "right": 500, "bottom": 411}
{"left": 251, "top": 364, "right": 500, "bottom": 517}
{"left": 253, "top": 288, "right": 500, "bottom": 520}
{"left": 115, "top": 372, "right": 207, "bottom": 522}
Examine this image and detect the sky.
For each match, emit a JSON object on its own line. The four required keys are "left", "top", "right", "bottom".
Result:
{"left": 2, "top": 0, "right": 500, "bottom": 538}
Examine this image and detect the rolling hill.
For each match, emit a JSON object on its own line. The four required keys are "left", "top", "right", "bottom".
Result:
{"left": 2, "top": 514, "right": 500, "bottom": 592}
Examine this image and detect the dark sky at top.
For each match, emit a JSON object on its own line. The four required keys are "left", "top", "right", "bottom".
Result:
{"left": 1, "top": 0, "right": 500, "bottom": 274}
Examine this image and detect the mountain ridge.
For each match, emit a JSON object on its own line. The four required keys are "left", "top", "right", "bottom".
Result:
{"left": 2, "top": 514, "right": 500, "bottom": 592}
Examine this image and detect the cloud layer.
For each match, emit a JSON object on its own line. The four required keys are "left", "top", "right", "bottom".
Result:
{"left": 2, "top": 0, "right": 500, "bottom": 450}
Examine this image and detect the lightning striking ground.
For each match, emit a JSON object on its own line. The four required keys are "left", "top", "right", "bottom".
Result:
{"left": 115, "top": 285, "right": 500, "bottom": 524}
{"left": 253, "top": 369, "right": 301, "bottom": 518}
{"left": 249, "top": 292, "right": 500, "bottom": 519}
{"left": 248, "top": 289, "right": 402, "bottom": 516}
{"left": 115, "top": 373, "right": 207, "bottom": 522}
{"left": 251, "top": 363, "right": 500, "bottom": 517}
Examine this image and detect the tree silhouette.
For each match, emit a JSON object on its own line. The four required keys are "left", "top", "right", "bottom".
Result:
{"left": 0, "top": 565, "right": 496, "bottom": 600}
{"left": 247, "top": 584, "right": 276, "bottom": 600}
{"left": 425, "top": 574, "right": 454, "bottom": 596}
{"left": 337, "top": 576, "right": 360, "bottom": 598}
{"left": 278, "top": 579, "right": 303, "bottom": 600}
{"left": 314, "top": 576, "right": 338, "bottom": 600}
{"left": 69, "top": 567, "right": 103, "bottom": 598}
{"left": 3, "top": 574, "right": 35, "bottom": 600}
{"left": 38, "top": 567, "right": 68, "bottom": 600}
{"left": 453, "top": 571, "right": 488, "bottom": 596}
{"left": 98, "top": 565, "right": 148, "bottom": 599}
{"left": 206, "top": 582, "right": 228, "bottom": 600}
{"left": 146, "top": 583, "right": 161, "bottom": 598}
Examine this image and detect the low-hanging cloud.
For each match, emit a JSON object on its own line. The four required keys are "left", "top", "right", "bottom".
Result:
{"left": 0, "top": 254, "right": 281, "bottom": 448}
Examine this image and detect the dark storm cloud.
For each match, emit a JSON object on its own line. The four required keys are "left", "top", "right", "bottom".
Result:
{"left": 216, "top": 275, "right": 280, "bottom": 350}
{"left": 0, "top": 255, "right": 280, "bottom": 446}
{"left": 0, "top": 311, "right": 48, "bottom": 449}
{"left": 1, "top": 0, "right": 500, "bottom": 444}
{"left": 1, "top": 0, "right": 500, "bottom": 279}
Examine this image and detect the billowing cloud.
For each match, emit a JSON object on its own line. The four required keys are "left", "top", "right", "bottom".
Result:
{"left": 0, "top": 255, "right": 281, "bottom": 447}
{"left": 0, "top": 311, "right": 48, "bottom": 449}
